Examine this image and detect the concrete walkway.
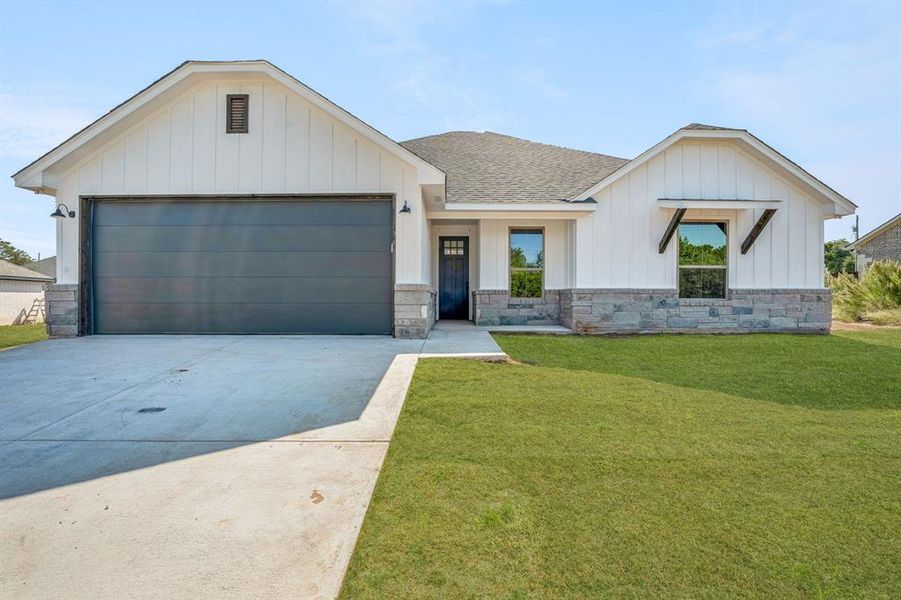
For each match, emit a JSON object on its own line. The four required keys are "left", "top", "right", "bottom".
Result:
{"left": 433, "top": 319, "right": 574, "bottom": 335}
{"left": 0, "top": 330, "right": 503, "bottom": 599}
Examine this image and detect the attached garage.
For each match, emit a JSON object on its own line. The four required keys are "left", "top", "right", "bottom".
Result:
{"left": 87, "top": 197, "right": 394, "bottom": 335}
{"left": 12, "top": 61, "right": 445, "bottom": 338}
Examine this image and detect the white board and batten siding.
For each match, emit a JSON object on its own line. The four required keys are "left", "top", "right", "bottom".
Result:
{"left": 478, "top": 220, "right": 572, "bottom": 290}
{"left": 572, "top": 139, "right": 826, "bottom": 290}
{"left": 53, "top": 79, "right": 428, "bottom": 286}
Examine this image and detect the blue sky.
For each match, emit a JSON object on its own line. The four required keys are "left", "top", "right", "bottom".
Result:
{"left": 1, "top": 0, "right": 899, "bottom": 259}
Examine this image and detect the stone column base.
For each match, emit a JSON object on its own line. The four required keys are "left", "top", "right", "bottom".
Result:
{"left": 45, "top": 284, "right": 79, "bottom": 338}
{"left": 560, "top": 288, "right": 831, "bottom": 334}
{"left": 394, "top": 284, "right": 436, "bottom": 339}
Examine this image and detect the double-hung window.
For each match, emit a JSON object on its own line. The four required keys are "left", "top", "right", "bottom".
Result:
{"left": 510, "top": 228, "right": 544, "bottom": 298}
{"left": 678, "top": 222, "right": 727, "bottom": 298}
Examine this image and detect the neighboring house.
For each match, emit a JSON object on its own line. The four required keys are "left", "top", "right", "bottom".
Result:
{"left": 847, "top": 213, "right": 901, "bottom": 273}
{"left": 24, "top": 256, "right": 57, "bottom": 281}
{"left": 12, "top": 61, "right": 855, "bottom": 338}
{"left": 0, "top": 259, "right": 53, "bottom": 325}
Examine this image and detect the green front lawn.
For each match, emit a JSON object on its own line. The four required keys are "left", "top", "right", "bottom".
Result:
{"left": 0, "top": 323, "right": 47, "bottom": 350}
{"left": 342, "top": 330, "right": 901, "bottom": 598}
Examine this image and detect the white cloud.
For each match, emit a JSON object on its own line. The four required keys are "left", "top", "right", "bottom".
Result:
{"left": 689, "top": 5, "right": 901, "bottom": 239}
{"left": 398, "top": 57, "right": 508, "bottom": 131}
{"left": 511, "top": 66, "right": 569, "bottom": 101}
{"left": 0, "top": 84, "right": 115, "bottom": 161}
{"left": 344, "top": 0, "right": 509, "bottom": 132}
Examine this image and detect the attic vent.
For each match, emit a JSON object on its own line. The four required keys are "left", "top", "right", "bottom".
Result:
{"left": 226, "top": 94, "right": 249, "bottom": 134}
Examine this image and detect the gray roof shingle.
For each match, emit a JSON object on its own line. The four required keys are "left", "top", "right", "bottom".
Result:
{"left": 0, "top": 259, "right": 54, "bottom": 281}
{"left": 24, "top": 256, "right": 56, "bottom": 279}
{"left": 400, "top": 131, "right": 628, "bottom": 203}
{"left": 681, "top": 123, "right": 744, "bottom": 131}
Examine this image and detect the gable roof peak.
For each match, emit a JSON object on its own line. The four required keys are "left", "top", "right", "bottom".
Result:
{"left": 681, "top": 123, "right": 745, "bottom": 132}
{"left": 13, "top": 59, "right": 444, "bottom": 191}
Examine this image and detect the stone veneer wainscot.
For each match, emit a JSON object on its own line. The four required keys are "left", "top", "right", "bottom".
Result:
{"left": 472, "top": 289, "right": 561, "bottom": 326}
{"left": 472, "top": 288, "right": 831, "bottom": 334}
{"left": 46, "top": 283, "right": 439, "bottom": 339}
{"left": 394, "top": 284, "right": 437, "bottom": 339}
{"left": 44, "top": 284, "right": 79, "bottom": 338}
{"left": 560, "top": 288, "right": 831, "bottom": 334}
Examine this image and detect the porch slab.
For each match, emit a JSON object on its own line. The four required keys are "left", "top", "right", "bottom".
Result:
{"left": 432, "top": 320, "right": 574, "bottom": 335}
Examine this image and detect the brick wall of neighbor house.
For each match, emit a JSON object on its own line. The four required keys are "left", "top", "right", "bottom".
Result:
{"left": 559, "top": 289, "right": 831, "bottom": 334}
{"left": 856, "top": 220, "right": 901, "bottom": 265}
{"left": 394, "top": 284, "right": 436, "bottom": 338}
{"left": 45, "top": 284, "right": 79, "bottom": 338}
{"left": 472, "top": 290, "right": 561, "bottom": 326}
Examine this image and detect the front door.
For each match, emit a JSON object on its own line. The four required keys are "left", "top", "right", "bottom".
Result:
{"left": 439, "top": 237, "right": 469, "bottom": 319}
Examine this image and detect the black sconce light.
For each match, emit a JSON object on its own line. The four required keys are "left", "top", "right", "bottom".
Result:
{"left": 51, "top": 204, "right": 75, "bottom": 218}
{"left": 399, "top": 200, "right": 412, "bottom": 214}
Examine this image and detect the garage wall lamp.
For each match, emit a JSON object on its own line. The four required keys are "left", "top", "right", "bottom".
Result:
{"left": 50, "top": 203, "right": 75, "bottom": 219}
{"left": 399, "top": 200, "right": 412, "bottom": 214}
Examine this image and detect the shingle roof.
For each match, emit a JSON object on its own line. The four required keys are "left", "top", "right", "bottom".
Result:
{"left": 400, "top": 131, "right": 628, "bottom": 203}
{"left": 681, "top": 123, "right": 744, "bottom": 131}
{"left": 24, "top": 256, "right": 56, "bottom": 279}
{"left": 848, "top": 213, "right": 901, "bottom": 250}
{"left": 0, "top": 259, "right": 54, "bottom": 281}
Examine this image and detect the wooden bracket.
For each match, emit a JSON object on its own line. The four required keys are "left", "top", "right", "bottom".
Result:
{"left": 658, "top": 208, "right": 687, "bottom": 254}
{"left": 741, "top": 209, "right": 777, "bottom": 255}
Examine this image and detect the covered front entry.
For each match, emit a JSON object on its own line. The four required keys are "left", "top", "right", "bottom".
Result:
{"left": 88, "top": 197, "right": 394, "bottom": 334}
{"left": 438, "top": 236, "right": 469, "bottom": 319}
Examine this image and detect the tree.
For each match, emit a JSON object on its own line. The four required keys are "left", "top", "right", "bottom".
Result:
{"left": 825, "top": 239, "right": 855, "bottom": 276}
{"left": 0, "top": 239, "right": 34, "bottom": 266}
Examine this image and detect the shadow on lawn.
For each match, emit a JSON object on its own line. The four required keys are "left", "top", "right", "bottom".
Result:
{"left": 495, "top": 333, "right": 901, "bottom": 411}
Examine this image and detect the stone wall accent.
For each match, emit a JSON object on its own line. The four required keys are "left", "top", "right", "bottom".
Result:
{"left": 560, "top": 288, "right": 831, "bottom": 334}
{"left": 472, "top": 289, "right": 561, "bottom": 326}
{"left": 45, "top": 284, "right": 79, "bottom": 338}
{"left": 394, "top": 284, "right": 436, "bottom": 339}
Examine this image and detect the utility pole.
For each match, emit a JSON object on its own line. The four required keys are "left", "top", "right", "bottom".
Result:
{"left": 852, "top": 215, "right": 859, "bottom": 241}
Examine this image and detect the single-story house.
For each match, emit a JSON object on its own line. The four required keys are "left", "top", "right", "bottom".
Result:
{"left": 12, "top": 60, "right": 855, "bottom": 338}
{"left": 847, "top": 213, "right": 900, "bottom": 273}
{"left": 0, "top": 259, "right": 53, "bottom": 325}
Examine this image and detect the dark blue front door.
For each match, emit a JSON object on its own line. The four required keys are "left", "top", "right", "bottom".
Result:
{"left": 439, "top": 237, "right": 469, "bottom": 319}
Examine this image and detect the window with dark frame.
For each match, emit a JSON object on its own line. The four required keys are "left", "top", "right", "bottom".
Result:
{"left": 443, "top": 239, "right": 465, "bottom": 255}
{"left": 510, "top": 228, "right": 543, "bottom": 298}
{"left": 678, "top": 222, "right": 727, "bottom": 298}
{"left": 226, "top": 94, "right": 249, "bottom": 134}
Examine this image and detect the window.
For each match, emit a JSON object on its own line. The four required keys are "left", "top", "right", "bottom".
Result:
{"left": 678, "top": 222, "right": 727, "bottom": 298}
{"left": 443, "top": 239, "right": 465, "bottom": 255}
{"left": 226, "top": 94, "right": 249, "bottom": 134}
{"left": 510, "top": 228, "right": 543, "bottom": 298}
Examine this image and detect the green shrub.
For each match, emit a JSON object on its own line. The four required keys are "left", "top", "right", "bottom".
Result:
{"left": 829, "top": 260, "right": 901, "bottom": 323}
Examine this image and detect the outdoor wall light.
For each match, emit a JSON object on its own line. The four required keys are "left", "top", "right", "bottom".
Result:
{"left": 399, "top": 201, "right": 412, "bottom": 214}
{"left": 50, "top": 204, "right": 75, "bottom": 218}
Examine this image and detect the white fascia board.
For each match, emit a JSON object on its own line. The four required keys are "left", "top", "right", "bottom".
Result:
{"left": 442, "top": 202, "right": 597, "bottom": 212}
{"left": 12, "top": 65, "right": 197, "bottom": 192}
{"left": 730, "top": 130, "right": 856, "bottom": 214}
{"left": 255, "top": 63, "right": 444, "bottom": 185}
{"left": 658, "top": 199, "right": 782, "bottom": 210}
{"left": 571, "top": 130, "right": 683, "bottom": 201}
{"left": 13, "top": 61, "right": 445, "bottom": 192}
{"left": 573, "top": 129, "right": 856, "bottom": 215}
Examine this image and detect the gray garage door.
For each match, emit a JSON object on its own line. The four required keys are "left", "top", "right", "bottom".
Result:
{"left": 91, "top": 198, "right": 393, "bottom": 334}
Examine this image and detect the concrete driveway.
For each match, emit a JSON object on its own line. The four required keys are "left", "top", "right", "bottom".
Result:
{"left": 0, "top": 331, "right": 502, "bottom": 599}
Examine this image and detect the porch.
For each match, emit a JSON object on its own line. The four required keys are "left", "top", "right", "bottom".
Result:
{"left": 427, "top": 202, "right": 592, "bottom": 327}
